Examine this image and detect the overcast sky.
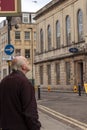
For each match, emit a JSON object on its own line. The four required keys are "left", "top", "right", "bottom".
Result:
{"left": 0, "top": 0, "right": 52, "bottom": 22}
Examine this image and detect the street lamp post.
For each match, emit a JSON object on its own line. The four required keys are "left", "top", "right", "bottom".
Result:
{"left": 6, "top": 17, "right": 18, "bottom": 74}
{"left": 7, "top": 16, "right": 12, "bottom": 74}
{"left": 29, "top": 28, "right": 34, "bottom": 85}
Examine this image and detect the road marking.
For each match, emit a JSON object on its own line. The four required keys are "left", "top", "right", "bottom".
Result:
{"left": 38, "top": 105, "right": 87, "bottom": 130}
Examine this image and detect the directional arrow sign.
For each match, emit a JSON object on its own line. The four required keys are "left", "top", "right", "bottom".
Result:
{"left": 4, "top": 44, "right": 14, "bottom": 55}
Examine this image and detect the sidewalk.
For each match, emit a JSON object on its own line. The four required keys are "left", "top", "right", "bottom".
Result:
{"left": 39, "top": 111, "right": 75, "bottom": 130}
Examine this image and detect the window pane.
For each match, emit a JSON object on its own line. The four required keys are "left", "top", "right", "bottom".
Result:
{"left": 34, "top": 32, "right": 36, "bottom": 40}
{"left": 31, "top": 14, "right": 36, "bottom": 23}
{"left": 25, "top": 31, "right": 30, "bottom": 40}
{"left": 40, "top": 29, "right": 44, "bottom": 53}
{"left": 55, "top": 63, "right": 60, "bottom": 84}
{"left": 48, "top": 25, "right": 51, "bottom": 51}
{"left": 77, "top": 10, "right": 83, "bottom": 41}
{"left": 22, "top": 13, "right": 30, "bottom": 23}
{"left": 40, "top": 66, "right": 43, "bottom": 84}
{"left": 15, "top": 31, "right": 20, "bottom": 40}
{"left": 47, "top": 64, "right": 51, "bottom": 84}
{"left": 66, "top": 16, "right": 71, "bottom": 45}
{"left": 66, "top": 62, "right": 71, "bottom": 85}
{"left": 15, "top": 49, "right": 21, "bottom": 56}
{"left": 25, "top": 49, "right": 30, "bottom": 58}
{"left": 3, "top": 68, "right": 7, "bottom": 78}
{"left": 56, "top": 21, "right": 61, "bottom": 48}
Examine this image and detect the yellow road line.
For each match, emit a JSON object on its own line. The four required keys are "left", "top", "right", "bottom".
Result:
{"left": 38, "top": 105, "right": 87, "bottom": 130}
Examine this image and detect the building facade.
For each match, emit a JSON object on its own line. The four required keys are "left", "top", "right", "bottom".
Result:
{"left": 0, "top": 12, "right": 36, "bottom": 82}
{"left": 34, "top": 0, "right": 87, "bottom": 90}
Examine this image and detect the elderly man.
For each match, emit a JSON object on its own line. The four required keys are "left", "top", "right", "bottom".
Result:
{"left": 0, "top": 56, "right": 41, "bottom": 130}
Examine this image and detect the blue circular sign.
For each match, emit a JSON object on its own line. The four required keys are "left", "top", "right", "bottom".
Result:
{"left": 69, "top": 48, "right": 78, "bottom": 53}
{"left": 4, "top": 44, "right": 14, "bottom": 55}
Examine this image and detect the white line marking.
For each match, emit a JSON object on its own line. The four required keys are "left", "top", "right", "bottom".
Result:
{"left": 38, "top": 105, "right": 87, "bottom": 130}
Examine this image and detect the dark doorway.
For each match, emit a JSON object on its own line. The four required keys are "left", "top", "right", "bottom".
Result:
{"left": 78, "top": 62, "right": 83, "bottom": 90}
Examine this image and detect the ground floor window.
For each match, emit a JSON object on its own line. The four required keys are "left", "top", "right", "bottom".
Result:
{"left": 66, "top": 62, "right": 71, "bottom": 85}
{"left": 55, "top": 63, "right": 60, "bottom": 84}
{"left": 39, "top": 65, "right": 43, "bottom": 84}
{"left": 47, "top": 64, "right": 51, "bottom": 84}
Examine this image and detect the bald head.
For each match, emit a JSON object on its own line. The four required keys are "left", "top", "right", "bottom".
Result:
{"left": 11, "top": 56, "right": 30, "bottom": 74}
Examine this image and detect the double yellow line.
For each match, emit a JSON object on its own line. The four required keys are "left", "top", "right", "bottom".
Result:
{"left": 38, "top": 105, "right": 87, "bottom": 130}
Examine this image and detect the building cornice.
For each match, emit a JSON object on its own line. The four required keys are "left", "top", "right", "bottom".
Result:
{"left": 34, "top": 52, "right": 87, "bottom": 65}
{"left": 34, "top": 0, "right": 79, "bottom": 20}
{"left": 34, "top": 0, "right": 65, "bottom": 20}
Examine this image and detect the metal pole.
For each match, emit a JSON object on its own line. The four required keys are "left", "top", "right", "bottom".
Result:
{"left": 78, "top": 83, "right": 81, "bottom": 96}
{"left": 7, "top": 16, "right": 12, "bottom": 74}
{"left": 38, "top": 85, "right": 41, "bottom": 100}
{"left": 32, "top": 29, "right": 34, "bottom": 86}
{"left": 28, "top": 27, "right": 34, "bottom": 85}
{"left": 30, "top": 28, "right": 34, "bottom": 85}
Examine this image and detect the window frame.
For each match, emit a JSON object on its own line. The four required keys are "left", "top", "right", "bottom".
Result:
{"left": 15, "top": 49, "right": 21, "bottom": 56}
{"left": 66, "top": 15, "right": 71, "bottom": 45}
{"left": 15, "top": 31, "right": 20, "bottom": 40}
{"left": 55, "top": 63, "right": 60, "bottom": 84}
{"left": 47, "top": 64, "right": 51, "bottom": 84}
{"left": 25, "top": 49, "right": 30, "bottom": 58}
{"left": 47, "top": 25, "right": 52, "bottom": 51}
{"left": 77, "top": 9, "right": 83, "bottom": 42}
{"left": 22, "top": 13, "right": 30, "bottom": 23}
{"left": 39, "top": 65, "right": 43, "bottom": 84}
{"left": 66, "top": 62, "right": 71, "bottom": 85}
{"left": 24, "top": 31, "right": 30, "bottom": 40}
{"left": 56, "top": 20, "right": 61, "bottom": 48}
{"left": 40, "top": 29, "right": 44, "bottom": 53}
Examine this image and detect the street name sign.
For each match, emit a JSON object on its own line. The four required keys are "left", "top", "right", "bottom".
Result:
{"left": 4, "top": 44, "right": 14, "bottom": 55}
{"left": 69, "top": 47, "right": 78, "bottom": 53}
{"left": 0, "top": 0, "right": 21, "bottom": 16}
{"left": 2, "top": 56, "right": 13, "bottom": 61}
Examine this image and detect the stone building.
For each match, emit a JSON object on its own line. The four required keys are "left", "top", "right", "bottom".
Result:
{"left": 34, "top": 0, "right": 87, "bottom": 90}
{"left": 0, "top": 12, "right": 36, "bottom": 83}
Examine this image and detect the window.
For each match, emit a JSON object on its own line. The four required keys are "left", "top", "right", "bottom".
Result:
{"left": 15, "top": 49, "right": 21, "bottom": 56}
{"left": 15, "top": 31, "right": 20, "bottom": 40}
{"left": 34, "top": 49, "right": 36, "bottom": 56}
{"left": 47, "top": 25, "right": 51, "bottom": 51}
{"left": 3, "top": 68, "right": 7, "bottom": 78}
{"left": 25, "top": 49, "right": 30, "bottom": 58}
{"left": 24, "top": 31, "right": 30, "bottom": 40}
{"left": 56, "top": 20, "right": 61, "bottom": 48}
{"left": 77, "top": 9, "right": 83, "bottom": 41}
{"left": 31, "top": 14, "right": 36, "bottom": 23}
{"left": 22, "top": 13, "right": 30, "bottom": 23}
{"left": 55, "top": 63, "right": 60, "bottom": 84}
{"left": 66, "top": 62, "right": 71, "bottom": 85}
{"left": 66, "top": 16, "right": 71, "bottom": 45}
{"left": 34, "top": 32, "right": 36, "bottom": 40}
{"left": 40, "top": 66, "right": 43, "bottom": 84}
{"left": 40, "top": 29, "right": 44, "bottom": 53}
{"left": 47, "top": 64, "right": 51, "bottom": 84}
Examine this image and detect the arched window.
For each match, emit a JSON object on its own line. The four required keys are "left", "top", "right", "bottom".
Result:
{"left": 77, "top": 9, "right": 83, "bottom": 42}
{"left": 66, "top": 16, "right": 71, "bottom": 45}
{"left": 40, "top": 29, "right": 44, "bottom": 53}
{"left": 47, "top": 25, "right": 51, "bottom": 51}
{"left": 56, "top": 20, "right": 61, "bottom": 48}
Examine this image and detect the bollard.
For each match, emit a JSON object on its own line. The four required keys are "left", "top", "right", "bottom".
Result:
{"left": 38, "top": 85, "right": 41, "bottom": 100}
{"left": 73, "top": 85, "right": 78, "bottom": 93}
{"left": 48, "top": 86, "right": 51, "bottom": 92}
{"left": 78, "top": 84, "right": 81, "bottom": 96}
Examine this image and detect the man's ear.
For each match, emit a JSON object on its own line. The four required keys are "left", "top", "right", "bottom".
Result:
{"left": 21, "top": 64, "right": 26, "bottom": 70}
